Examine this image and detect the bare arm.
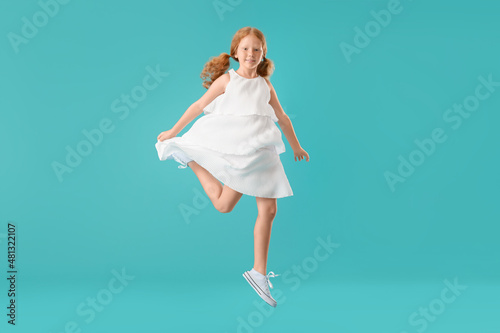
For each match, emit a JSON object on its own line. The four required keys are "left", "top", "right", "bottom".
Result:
{"left": 266, "top": 79, "right": 309, "bottom": 161}
{"left": 157, "top": 73, "right": 230, "bottom": 140}
{"left": 170, "top": 103, "right": 202, "bottom": 136}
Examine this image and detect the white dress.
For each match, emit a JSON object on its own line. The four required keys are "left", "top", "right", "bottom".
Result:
{"left": 155, "top": 68, "right": 293, "bottom": 198}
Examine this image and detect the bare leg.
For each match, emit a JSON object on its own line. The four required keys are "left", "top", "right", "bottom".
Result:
{"left": 188, "top": 161, "right": 243, "bottom": 213}
{"left": 253, "top": 197, "right": 277, "bottom": 275}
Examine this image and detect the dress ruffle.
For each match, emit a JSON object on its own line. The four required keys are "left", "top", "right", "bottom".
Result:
{"left": 155, "top": 138, "right": 293, "bottom": 198}
{"left": 180, "top": 113, "right": 285, "bottom": 156}
{"left": 155, "top": 67, "right": 293, "bottom": 198}
{"left": 203, "top": 93, "right": 279, "bottom": 123}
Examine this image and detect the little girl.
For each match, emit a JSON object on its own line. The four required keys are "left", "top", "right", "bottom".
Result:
{"left": 155, "top": 26, "right": 309, "bottom": 307}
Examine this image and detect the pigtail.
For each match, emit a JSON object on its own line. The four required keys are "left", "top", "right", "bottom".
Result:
{"left": 257, "top": 57, "right": 275, "bottom": 79}
{"left": 200, "top": 27, "right": 274, "bottom": 87}
{"left": 200, "top": 52, "right": 232, "bottom": 89}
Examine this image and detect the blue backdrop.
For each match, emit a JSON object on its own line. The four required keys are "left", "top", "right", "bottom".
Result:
{"left": 1, "top": 0, "right": 498, "bottom": 332}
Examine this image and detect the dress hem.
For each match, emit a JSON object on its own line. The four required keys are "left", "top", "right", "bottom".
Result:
{"left": 156, "top": 141, "right": 293, "bottom": 199}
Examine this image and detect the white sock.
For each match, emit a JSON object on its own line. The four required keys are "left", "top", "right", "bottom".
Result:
{"left": 251, "top": 268, "right": 265, "bottom": 279}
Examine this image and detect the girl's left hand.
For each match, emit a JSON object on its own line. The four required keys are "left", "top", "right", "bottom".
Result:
{"left": 293, "top": 146, "right": 309, "bottom": 162}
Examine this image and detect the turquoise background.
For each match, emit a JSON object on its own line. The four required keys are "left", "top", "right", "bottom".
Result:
{"left": 1, "top": 0, "right": 499, "bottom": 332}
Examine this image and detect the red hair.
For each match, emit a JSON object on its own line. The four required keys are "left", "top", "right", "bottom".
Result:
{"left": 200, "top": 27, "right": 275, "bottom": 89}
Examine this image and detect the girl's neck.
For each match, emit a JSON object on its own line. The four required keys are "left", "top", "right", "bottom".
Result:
{"left": 235, "top": 67, "right": 259, "bottom": 79}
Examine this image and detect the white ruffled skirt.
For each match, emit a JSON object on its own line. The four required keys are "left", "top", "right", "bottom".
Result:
{"left": 155, "top": 113, "right": 293, "bottom": 198}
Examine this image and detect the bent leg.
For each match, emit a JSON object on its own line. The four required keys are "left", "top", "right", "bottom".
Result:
{"left": 188, "top": 161, "right": 243, "bottom": 213}
{"left": 253, "top": 197, "right": 277, "bottom": 276}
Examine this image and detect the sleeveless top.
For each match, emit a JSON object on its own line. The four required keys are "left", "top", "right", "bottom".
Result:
{"left": 203, "top": 68, "right": 279, "bottom": 122}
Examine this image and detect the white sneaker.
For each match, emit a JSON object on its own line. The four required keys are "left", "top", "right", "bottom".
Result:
{"left": 243, "top": 268, "right": 280, "bottom": 307}
{"left": 171, "top": 151, "right": 193, "bottom": 169}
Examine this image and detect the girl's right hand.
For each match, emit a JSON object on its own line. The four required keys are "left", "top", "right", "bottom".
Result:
{"left": 157, "top": 129, "right": 177, "bottom": 142}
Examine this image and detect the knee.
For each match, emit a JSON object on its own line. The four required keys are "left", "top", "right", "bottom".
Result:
{"left": 258, "top": 204, "right": 277, "bottom": 218}
{"left": 206, "top": 183, "right": 221, "bottom": 197}
{"left": 215, "top": 203, "right": 234, "bottom": 214}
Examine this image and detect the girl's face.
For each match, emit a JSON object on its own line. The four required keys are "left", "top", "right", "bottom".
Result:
{"left": 235, "top": 34, "right": 264, "bottom": 70}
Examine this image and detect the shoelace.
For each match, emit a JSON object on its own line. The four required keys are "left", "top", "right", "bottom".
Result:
{"left": 265, "top": 271, "right": 280, "bottom": 289}
{"left": 171, "top": 153, "right": 188, "bottom": 169}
